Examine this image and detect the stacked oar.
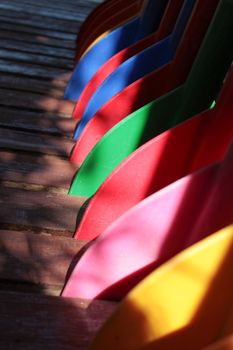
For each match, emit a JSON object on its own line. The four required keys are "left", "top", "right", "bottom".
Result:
{"left": 62, "top": 0, "right": 233, "bottom": 348}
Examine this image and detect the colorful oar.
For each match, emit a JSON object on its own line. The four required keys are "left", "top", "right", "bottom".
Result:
{"left": 64, "top": 141, "right": 233, "bottom": 299}
{"left": 73, "top": 67, "right": 233, "bottom": 241}
{"left": 70, "top": 0, "right": 233, "bottom": 197}
{"left": 65, "top": 0, "right": 168, "bottom": 100}
{"left": 76, "top": 0, "right": 141, "bottom": 48}
{"left": 76, "top": 0, "right": 119, "bottom": 53}
{"left": 73, "top": 0, "right": 185, "bottom": 122}
{"left": 88, "top": 225, "right": 233, "bottom": 350}
{"left": 77, "top": 0, "right": 143, "bottom": 62}
{"left": 76, "top": 0, "right": 138, "bottom": 51}
{"left": 71, "top": 0, "right": 219, "bottom": 164}
{"left": 73, "top": 0, "right": 197, "bottom": 140}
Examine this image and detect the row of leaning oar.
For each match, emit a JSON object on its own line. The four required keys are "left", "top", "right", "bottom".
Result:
{"left": 59, "top": 0, "right": 233, "bottom": 349}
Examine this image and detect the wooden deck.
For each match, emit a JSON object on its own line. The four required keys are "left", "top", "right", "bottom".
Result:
{"left": 0, "top": 1, "right": 117, "bottom": 349}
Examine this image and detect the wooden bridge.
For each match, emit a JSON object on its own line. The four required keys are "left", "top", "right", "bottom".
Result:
{"left": 0, "top": 0, "right": 117, "bottom": 348}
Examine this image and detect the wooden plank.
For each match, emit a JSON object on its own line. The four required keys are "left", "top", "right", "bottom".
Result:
{"left": 0, "top": 59, "right": 70, "bottom": 80}
{"left": 4, "top": 0, "right": 95, "bottom": 20}
{"left": 0, "top": 38, "right": 75, "bottom": 60}
{"left": 0, "top": 290, "right": 117, "bottom": 350}
{"left": 0, "top": 88, "right": 75, "bottom": 115}
{"left": 7, "top": 0, "right": 98, "bottom": 13}
{"left": 0, "top": 187, "right": 86, "bottom": 234}
{"left": 0, "top": 107, "right": 76, "bottom": 135}
{"left": 0, "top": 230, "right": 87, "bottom": 292}
{"left": 63, "top": 0, "right": 103, "bottom": 5}
{"left": 7, "top": 0, "right": 97, "bottom": 13}
{"left": 0, "top": 12, "right": 80, "bottom": 36}
{"left": 0, "top": 49, "right": 73, "bottom": 69}
{"left": 0, "top": 2, "right": 89, "bottom": 23}
{"left": 57, "top": 0, "right": 102, "bottom": 4}
{"left": 0, "top": 151, "right": 78, "bottom": 189}
{"left": 0, "top": 29, "right": 76, "bottom": 49}
{"left": 0, "top": 21, "right": 76, "bottom": 41}
{"left": 0, "top": 128, "right": 74, "bottom": 157}
{"left": 0, "top": 74, "right": 66, "bottom": 98}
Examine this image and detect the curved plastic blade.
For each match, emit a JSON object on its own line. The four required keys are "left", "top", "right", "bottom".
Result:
{"left": 73, "top": 68, "right": 233, "bottom": 241}
{"left": 65, "top": 0, "right": 168, "bottom": 100}
{"left": 76, "top": 0, "right": 141, "bottom": 61}
{"left": 73, "top": 0, "right": 196, "bottom": 140}
{"left": 71, "top": 0, "right": 219, "bottom": 164}
{"left": 64, "top": 149, "right": 233, "bottom": 300}
{"left": 89, "top": 224, "right": 233, "bottom": 350}
{"left": 77, "top": 0, "right": 142, "bottom": 62}
{"left": 70, "top": 0, "right": 233, "bottom": 198}
{"left": 72, "top": 0, "right": 184, "bottom": 122}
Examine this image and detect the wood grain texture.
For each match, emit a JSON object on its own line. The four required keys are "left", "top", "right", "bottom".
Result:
{"left": 0, "top": 29, "right": 76, "bottom": 49}
{"left": 0, "top": 59, "right": 70, "bottom": 80}
{"left": 6, "top": 0, "right": 98, "bottom": 13}
{"left": 0, "top": 4, "right": 107, "bottom": 347}
{"left": 4, "top": 0, "right": 95, "bottom": 18}
{"left": 0, "top": 187, "right": 86, "bottom": 234}
{"left": 0, "top": 290, "right": 117, "bottom": 350}
{"left": 0, "top": 47, "right": 73, "bottom": 68}
{"left": 0, "top": 2, "right": 88, "bottom": 23}
{"left": 0, "top": 38, "right": 74, "bottom": 60}
{"left": 0, "top": 151, "right": 78, "bottom": 189}
{"left": 0, "top": 88, "right": 75, "bottom": 115}
{"left": 0, "top": 128, "right": 74, "bottom": 156}
{"left": 0, "top": 21, "right": 76, "bottom": 40}
{"left": 0, "top": 74, "right": 66, "bottom": 97}
{"left": 0, "top": 230, "right": 87, "bottom": 291}
{"left": 0, "top": 8, "right": 81, "bottom": 32}
{"left": 0, "top": 107, "right": 76, "bottom": 135}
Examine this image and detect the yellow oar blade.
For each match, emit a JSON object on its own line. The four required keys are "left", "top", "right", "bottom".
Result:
{"left": 90, "top": 225, "right": 233, "bottom": 350}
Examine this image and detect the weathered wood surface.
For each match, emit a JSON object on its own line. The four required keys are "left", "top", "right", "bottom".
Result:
{"left": 6, "top": 0, "right": 99, "bottom": 12}
{"left": 0, "top": 107, "right": 77, "bottom": 135}
{"left": 0, "top": 0, "right": 99, "bottom": 231}
{"left": 0, "top": 73, "right": 67, "bottom": 97}
{"left": 0, "top": 187, "right": 86, "bottom": 234}
{"left": 0, "top": 59, "right": 70, "bottom": 80}
{"left": 0, "top": 128, "right": 75, "bottom": 156}
{"left": 0, "top": 48, "right": 73, "bottom": 69}
{"left": 0, "top": 230, "right": 88, "bottom": 293}
{"left": 0, "top": 38, "right": 74, "bottom": 59}
{"left": 0, "top": 9, "right": 81, "bottom": 32}
{"left": 3, "top": 0, "right": 97, "bottom": 18}
{"left": 0, "top": 29, "right": 76, "bottom": 49}
{"left": 0, "top": 151, "right": 78, "bottom": 189}
{"left": 0, "top": 1, "right": 91, "bottom": 23}
{"left": 0, "top": 0, "right": 108, "bottom": 347}
{"left": 0, "top": 21, "right": 76, "bottom": 40}
{"left": 0, "top": 88, "right": 75, "bottom": 115}
{"left": 0, "top": 290, "right": 117, "bottom": 350}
